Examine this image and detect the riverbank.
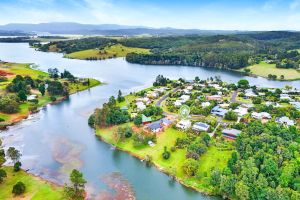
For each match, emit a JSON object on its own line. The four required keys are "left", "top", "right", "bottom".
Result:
{"left": 95, "top": 125, "right": 232, "bottom": 196}
{"left": 0, "top": 166, "right": 63, "bottom": 199}
{"left": 0, "top": 61, "right": 101, "bottom": 129}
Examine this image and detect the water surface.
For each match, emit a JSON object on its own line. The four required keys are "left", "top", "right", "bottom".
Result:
{"left": 0, "top": 43, "right": 298, "bottom": 199}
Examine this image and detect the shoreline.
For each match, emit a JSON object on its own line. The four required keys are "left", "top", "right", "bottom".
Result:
{"left": 0, "top": 79, "right": 101, "bottom": 130}
{"left": 95, "top": 134, "right": 215, "bottom": 197}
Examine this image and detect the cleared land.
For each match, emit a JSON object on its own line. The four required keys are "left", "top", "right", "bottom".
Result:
{"left": 0, "top": 167, "right": 63, "bottom": 199}
{"left": 96, "top": 126, "right": 232, "bottom": 193}
{"left": 65, "top": 44, "right": 150, "bottom": 60}
{"left": 243, "top": 62, "right": 300, "bottom": 80}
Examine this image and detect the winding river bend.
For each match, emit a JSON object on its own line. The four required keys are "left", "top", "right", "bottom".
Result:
{"left": 0, "top": 43, "right": 299, "bottom": 200}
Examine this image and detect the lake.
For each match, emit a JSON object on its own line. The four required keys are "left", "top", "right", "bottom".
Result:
{"left": 0, "top": 43, "right": 298, "bottom": 199}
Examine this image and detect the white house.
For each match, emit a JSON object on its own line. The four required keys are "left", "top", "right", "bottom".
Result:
{"left": 251, "top": 112, "right": 271, "bottom": 119}
{"left": 192, "top": 122, "right": 210, "bottom": 132}
{"left": 280, "top": 94, "right": 291, "bottom": 101}
{"left": 234, "top": 106, "right": 248, "bottom": 117}
{"left": 27, "top": 94, "right": 37, "bottom": 101}
{"left": 245, "top": 89, "right": 257, "bottom": 98}
{"left": 201, "top": 102, "right": 211, "bottom": 108}
{"left": 136, "top": 102, "right": 146, "bottom": 111}
{"left": 176, "top": 120, "right": 191, "bottom": 130}
{"left": 180, "top": 95, "right": 190, "bottom": 102}
{"left": 290, "top": 102, "right": 300, "bottom": 110}
{"left": 174, "top": 100, "right": 183, "bottom": 107}
{"left": 275, "top": 116, "right": 295, "bottom": 126}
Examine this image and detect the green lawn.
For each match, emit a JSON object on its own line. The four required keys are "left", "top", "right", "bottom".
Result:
{"left": 96, "top": 126, "right": 232, "bottom": 193}
{"left": 243, "top": 61, "right": 300, "bottom": 80}
{"left": 65, "top": 44, "right": 150, "bottom": 60}
{"left": 0, "top": 167, "right": 63, "bottom": 200}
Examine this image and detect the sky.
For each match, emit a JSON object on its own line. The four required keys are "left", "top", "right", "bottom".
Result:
{"left": 1, "top": 0, "right": 300, "bottom": 30}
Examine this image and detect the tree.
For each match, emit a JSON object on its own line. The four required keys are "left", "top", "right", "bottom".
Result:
{"left": 182, "top": 158, "right": 199, "bottom": 176}
{"left": 17, "top": 90, "right": 27, "bottom": 101}
{"left": 237, "top": 79, "right": 249, "bottom": 89}
{"left": 252, "top": 96, "right": 262, "bottom": 104}
{"left": 12, "top": 181, "right": 26, "bottom": 195}
{"left": 133, "top": 115, "right": 142, "bottom": 126}
{"left": 64, "top": 169, "right": 86, "bottom": 200}
{"left": 162, "top": 146, "right": 170, "bottom": 160}
{"left": 225, "top": 111, "right": 238, "bottom": 121}
{"left": 7, "top": 147, "right": 21, "bottom": 164}
{"left": 13, "top": 161, "right": 22, "bottom": 172}
{"left": 0, "top": 169, "right": 7, "bottom": 183}
{"left": 117, "top": 90, "right": 125, "bottom": 102}
{"left": 38, "top": 84, "right": 46, "bottom": 96}
{"left": 235, "top": 181, "right": 249, "bottom": 200}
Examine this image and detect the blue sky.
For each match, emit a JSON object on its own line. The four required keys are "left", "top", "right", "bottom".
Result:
{"left": 1, "top": 0, "right": 300, "bottom": 30}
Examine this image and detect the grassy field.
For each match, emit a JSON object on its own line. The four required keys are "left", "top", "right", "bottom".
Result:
{"left": 65, "top": 44, "right": 150, "bottom": 60}
{"left": 0, "top": 167, "right": 63, "bottom": 200}
{"left": 243, "top": 61, "right": 300, "bottom": 80}
{"left": 96, "top": 125, "right": 232, "bottom": 193}
{"left": 0, "top": 62, "right": 101, "bottom": 126}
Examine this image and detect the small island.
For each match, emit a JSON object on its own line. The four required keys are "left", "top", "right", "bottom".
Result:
{"left": 0, "top": 61, "right": 100, "bottom": 128}
{"left": 90, "top": 75, "right": 300, "bottom": 198}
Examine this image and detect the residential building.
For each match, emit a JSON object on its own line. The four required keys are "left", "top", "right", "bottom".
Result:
{"left": 142, "top": 114, "right": 152, "bottom": 125}
{"left": 192, "top": 122, "right": 210, "bottom": 132}
{"left": 275, "top": 116, "right": 295, "bottom": 126}
{"left": 222, "top": 128, "right": 241, "bottom": 140}
{"left": 206, "top": 95, "right": 222, "bottom": 101}
{"left": 211, "top": 106, "right": 228, "bottom": 118}
{"left": 251, "top": 112, "right": 271, "bottom": 119}
{"left": 176, "top": 120, "right": 191, "bottom": 130}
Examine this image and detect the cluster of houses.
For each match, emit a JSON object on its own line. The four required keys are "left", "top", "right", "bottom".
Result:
{"left": 127, "top": 80, "right": 299, "bottom": 143}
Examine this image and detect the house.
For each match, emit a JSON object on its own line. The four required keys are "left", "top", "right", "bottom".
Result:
{"left": 201, "top": 102, "right": 211, "bottom": 108}
{"left": 180, "top": 95, "right": 190, "bottom": 102}
{"left": 275, "top": 116, "right": 295, "bottom": 126}
{"left": 176, "top": 120, "right": 191, "bottom": 130}
{"left": 234, "top": 106, "right": 248, "bottom": 117}
{"left": 280, "top": 94, "right": 291, "bottom": 101}
{"left": 219, "top": 103, "right": 230, "bottom": 108}
{"left": 136, "top": 102, "right": 146, "bottom": 111}
{"left": 192, "top": 122, "right": 210, "bottom": 132}
{"left": 290, "top": 102, "right": 300, "bottom": 110}
{"left": 27, "top": 94, "right": 37, "bottom": 101}
{"left": 147, "top": 121, "right": 163, "bottom": 133}
{"left": 251, "top": 112, "right": 271, "bottom": 119}
{"left": 142, "top": 114, "right": 152, "bottom": 125}
{"left": 161, "top": 118, "right": 173, "bottom": 126}
{"left": 206, "top": 95, "right": 222, "bottom": 101}
{"left": 211, "top": 106, "right": 228, "bottom": 118}
{"left": 245, "top": 89, "right": 257, "bottom": 98}
{"left": 121, "top": 106, "right": 128, "bottom": 111}
{"left": 148, "top": 141, "right": 155, "bottom": 147}
{"left": 174, "top": 100, "right": 183, "bottom": 107}
{"left": 222, "top": 128, "right": 241, "bottom": 140}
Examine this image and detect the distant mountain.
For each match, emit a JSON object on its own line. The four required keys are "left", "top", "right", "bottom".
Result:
{"left": 0, "top": 22, "right": 242, "bottom": 36}
{"left": 0, "top": 30, "right": 32, "bottom": 36}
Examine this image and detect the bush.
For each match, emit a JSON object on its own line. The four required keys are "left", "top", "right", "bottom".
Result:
{"left": 50, "top": 96, "right": 57, "bottom": 102}
{"left": 0, "top": 169, "right": 7, "bottom": 183}
{"left": 12, "top": 181, "right": 26, "bottom": 195}
{"left": 88, "top": 114, "right": 95, "bottom": 127}
{"left": 162, "top": 146, "right": 171, "bottom": 160}
{"left": 13, "top": 161, "right": 22, "bottom": 172}
{"left": 225, "top": 111, "right": 238, "bottom": 121}
{"left": 182, "top": 158, "right": 199, "bottom": 176}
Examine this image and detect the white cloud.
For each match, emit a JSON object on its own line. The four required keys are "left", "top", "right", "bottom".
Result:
{"left": 289, "top": 0, "right": 300, "bottom": 10}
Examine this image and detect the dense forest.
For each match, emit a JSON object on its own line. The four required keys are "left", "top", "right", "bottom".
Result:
{"left": 36, "top": 31, "right": 300, "bottom": 70}
{"left": 211, "top": 121, "right": 300, "bottom": 199}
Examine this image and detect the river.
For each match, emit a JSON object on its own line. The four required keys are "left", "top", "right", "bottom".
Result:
{"left": 0, "top": 43, "right": 298, "bottom": 200}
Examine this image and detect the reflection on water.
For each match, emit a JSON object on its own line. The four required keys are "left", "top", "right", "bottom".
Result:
{"left": 0, "top": 43, "right": 298, "bottom": 199}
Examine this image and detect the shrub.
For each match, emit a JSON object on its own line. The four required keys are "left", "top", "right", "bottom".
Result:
{"left": 13, "top": 161, "right": 22, "bottom": 172}
{"left": 12, "top": 181, "right": 26, "bottom": 195}
{"left": 162, "top": 146, "right": 171, "bottom": 160}
{"left": 182, "top": 158, "right": 199, "bottom": 176}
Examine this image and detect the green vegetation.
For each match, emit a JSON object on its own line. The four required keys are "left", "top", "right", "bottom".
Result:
{"left": 63, "top": 169, "right": 86, "bottom": 200}
{"left": 65, "top": 44, "right": 150, "bottom": 60}
{"left": 0, "top": 62, "right": 100, "bottom": 127}
{"left": 243, "top": 62, "right": 300, "bottom": 80}
{"left": 0, "top": 166, "right": 63, "bottom": 199}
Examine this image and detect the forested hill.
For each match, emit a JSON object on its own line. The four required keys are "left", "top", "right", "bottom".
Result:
{"left": 123, "top": 32, "right": 300, "bottom": 69}
{"left": 37, "top": 31, "right": 300, "bottom": 70}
